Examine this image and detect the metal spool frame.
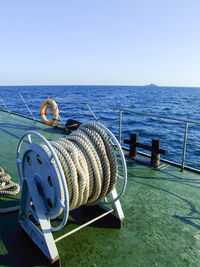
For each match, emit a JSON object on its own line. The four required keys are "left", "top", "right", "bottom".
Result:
{"left": 16, "top": 123, "right": 127, "bottom": 264}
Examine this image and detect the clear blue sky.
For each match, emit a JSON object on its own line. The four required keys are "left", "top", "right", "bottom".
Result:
{"left": 0, "top": 0, "right": 200, "bottom": 86}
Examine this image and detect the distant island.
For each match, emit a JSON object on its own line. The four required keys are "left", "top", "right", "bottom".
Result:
{"left": 145, "top": 84, "right": 158, "bottom": 87}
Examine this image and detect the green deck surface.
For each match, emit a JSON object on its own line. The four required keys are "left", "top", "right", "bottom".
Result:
{"left": 1, "top": 111, "right": 200, "bottom": 266}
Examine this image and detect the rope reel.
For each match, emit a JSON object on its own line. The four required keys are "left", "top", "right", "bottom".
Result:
{"left": 16, "top": 122, "right": 127, "bottom": 232}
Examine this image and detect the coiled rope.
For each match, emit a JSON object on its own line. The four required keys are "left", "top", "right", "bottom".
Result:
{"left": 41, "top": 123, "right": 118, "bottom": 211}
{"left": 0, "top": 167, "right": 20, "bottom": 213}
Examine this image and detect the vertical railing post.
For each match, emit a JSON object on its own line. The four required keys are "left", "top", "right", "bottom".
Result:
{"left": 86, "top": 104, "right": 98, "bottom": 122}
{"left": 18, "top": 91, "right": 36, "bottom": 122}
{"left": 57, "top": 115, "right": 68, "bottom": 132}
{"left": 0, "top": 96, "right": 10, "bottom": 113}
{"left": 119, "top": 110, "right": 122, "bottom": 144}
{"left": 181, "top": 121, "right": 188, "bottom": 171}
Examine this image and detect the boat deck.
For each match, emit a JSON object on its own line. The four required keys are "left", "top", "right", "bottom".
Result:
{"left": 1, "top": 111, "right": 200, "bottom": 266}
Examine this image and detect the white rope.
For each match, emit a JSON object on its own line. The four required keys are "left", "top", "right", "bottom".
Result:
{"left": 0, "top": 167, "right": 20, "bottom": 213}
{"left": 42, "top": 123, "right": 118, "bottom": 211}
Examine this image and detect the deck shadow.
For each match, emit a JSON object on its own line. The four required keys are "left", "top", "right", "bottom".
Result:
{"left": 53, "top": 204, "right": 122, "bottom": 229}
{"left": 0, "top": 212, "right": 50, "bottom": 267}
{"left": 131, "top": 178, "right": 200, "bottom": 230}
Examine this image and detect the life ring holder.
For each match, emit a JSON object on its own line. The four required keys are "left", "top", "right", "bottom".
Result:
{"left": 40, "top": 99, "right": 59, "bottom": 126}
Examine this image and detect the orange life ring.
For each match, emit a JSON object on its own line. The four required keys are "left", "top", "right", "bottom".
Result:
{"left": 40, "top": 99, "right": 59, "bottom": 126}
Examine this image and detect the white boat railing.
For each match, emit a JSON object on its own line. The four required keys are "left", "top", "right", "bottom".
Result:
{"left": 0, "top": 87, "right": 200, "bottom": 172}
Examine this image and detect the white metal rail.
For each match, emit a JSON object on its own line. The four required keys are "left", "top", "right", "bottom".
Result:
{"left": 0, "top": 87, "right": 200, "bottom": 171}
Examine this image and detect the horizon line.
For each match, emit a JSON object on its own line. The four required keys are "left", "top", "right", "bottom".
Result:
{"left": 0, "top": 84, "right": 200, "bottom": 88}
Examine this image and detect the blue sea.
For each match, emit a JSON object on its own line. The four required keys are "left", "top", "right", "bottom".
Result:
{"left": 1, "top": 85, "right": 200, "bottom": 169}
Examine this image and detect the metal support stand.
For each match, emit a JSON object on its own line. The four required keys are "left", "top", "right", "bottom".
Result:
{"left": 18, "top": 175, "right": 124, "bottom": 263}
{"left": 16, "top": 124, "right": 127, "bottom": 264}
{"left": 19, "top": 177, "right": 59, "bottom": 263}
